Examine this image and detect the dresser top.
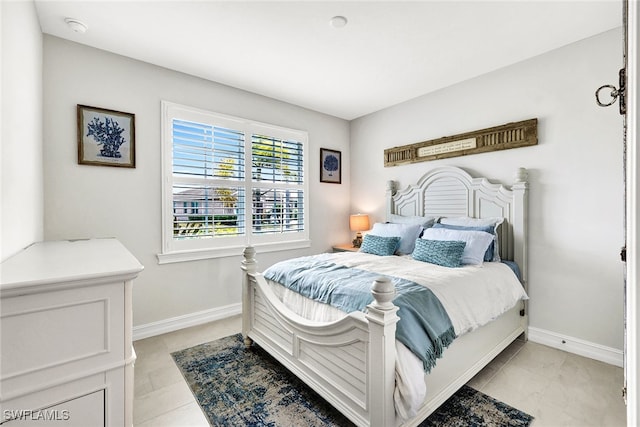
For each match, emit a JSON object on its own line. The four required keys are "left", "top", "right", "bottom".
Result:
{"left": 1, "top": 239, "right": 144, "bottom": 292}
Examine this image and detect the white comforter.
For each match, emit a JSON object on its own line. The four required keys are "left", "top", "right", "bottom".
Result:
{"left": 266, "top": 251, "right": 528, "bottom": 420}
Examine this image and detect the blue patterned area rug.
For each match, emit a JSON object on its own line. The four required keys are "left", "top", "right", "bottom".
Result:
{"left": 171, "top": 333, "right": 534, "bottom": 427}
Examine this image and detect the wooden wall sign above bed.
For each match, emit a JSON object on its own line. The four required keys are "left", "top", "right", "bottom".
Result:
{"left": 384, "top": 118, "right": 537, "bottom": 167}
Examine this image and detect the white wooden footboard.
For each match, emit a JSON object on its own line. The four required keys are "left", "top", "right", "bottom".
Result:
{"left": 242, "top": 246, "right": 399, "bottom": 427}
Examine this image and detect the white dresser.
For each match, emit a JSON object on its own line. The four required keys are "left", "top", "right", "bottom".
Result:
{"left": 0, "top": 239, "right": 143, "bottom": 426}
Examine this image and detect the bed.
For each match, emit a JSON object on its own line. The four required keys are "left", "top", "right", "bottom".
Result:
{"left": 240, "top": 165, "right": 529, "bottom": 427}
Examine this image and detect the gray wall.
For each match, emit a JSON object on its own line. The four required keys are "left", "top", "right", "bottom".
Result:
{"left": 350, "top": 28, "right": 624, "bottom": 350}
{"left": 42, "top": 36, "right": 350, "bottom": 327}
{"left": 1, "top": 1, "right": 43, "bottom": 261}
{"left": 12, "top": 12, "right": 625, "bottom": 352}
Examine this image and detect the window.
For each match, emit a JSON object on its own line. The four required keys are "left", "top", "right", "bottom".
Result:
{"left": 159, "top": 101, "right": 309, "bottom": 263}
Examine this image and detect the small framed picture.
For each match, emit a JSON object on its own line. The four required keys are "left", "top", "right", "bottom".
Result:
{"left": 77, "top": 104, "right": 136, "bottom": 168}
{"left": 320, "top": 148, "right": 341, "bottom": 184}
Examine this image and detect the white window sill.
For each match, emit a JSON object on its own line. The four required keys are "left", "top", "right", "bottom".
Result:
{"left": 156, "top": 239, "right": 311, "bottom": 264}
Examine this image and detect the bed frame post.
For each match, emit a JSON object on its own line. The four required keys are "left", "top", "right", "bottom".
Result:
{"left": 365, "top": 277, "right": 399, "bottom": 427}
{"left": 385, "top": 180, "right": 397, "bottom": 221}
{"left": 241, "top": 246, "right": 257, "bottom": 348}
{"left": 512, "top": 168, "right": 529, "bottom": 339}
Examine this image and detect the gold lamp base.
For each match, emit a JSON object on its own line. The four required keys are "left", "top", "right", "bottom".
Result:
{"left": 352, "top": 232, "right": 363, "bottom": 248}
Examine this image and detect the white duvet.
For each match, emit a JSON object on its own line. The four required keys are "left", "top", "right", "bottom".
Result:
{"left": 266, "top": 251, "right": 528, "bottom": 420}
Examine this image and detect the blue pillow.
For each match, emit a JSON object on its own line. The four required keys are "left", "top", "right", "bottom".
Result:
{"left": 412, "top": 239, "right": 466, "bottom": 268}
{"left": 360, "top": 234, "right": 401, "bottom": 256}
{"left": 433, "top": 223, "right": 495, "bottom": 262}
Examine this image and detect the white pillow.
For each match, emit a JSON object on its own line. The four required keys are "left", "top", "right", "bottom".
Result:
{"left": 421, "top": 227, "right": 494, "bottom": 265}
{"left": 439, "top": 217, "right": 504, "bottom": 261}
{"left": 370, "top": 222, "right": 422, "bottom": 255}
{"left": 439, "top": 216, "right": 504, "bottom": 228}
{"left": 388, "top": 214, "right": 437, "bottom": 229}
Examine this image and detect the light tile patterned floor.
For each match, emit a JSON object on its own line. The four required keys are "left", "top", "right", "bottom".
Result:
{"left": 133, "top": 315, "right": 627, "bottom": 426}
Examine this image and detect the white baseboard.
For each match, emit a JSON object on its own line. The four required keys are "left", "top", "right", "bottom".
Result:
{"left": 133, "top": 303, "right": 241, "bottom": 341}
{"left": 528, "top": 326, "right": 623, "bottom": 368}
{"left": 132, "top": 309, "right": 624, "bottom": 367}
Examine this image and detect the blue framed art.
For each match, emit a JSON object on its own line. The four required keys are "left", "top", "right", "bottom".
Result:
{"left": 320, "top": 148, "right": 341, "bottom": 184}
{"left": 77, "top": 104, "right": 136, "bottom": 168}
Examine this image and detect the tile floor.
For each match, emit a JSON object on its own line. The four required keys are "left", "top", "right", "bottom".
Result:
{"left": 132, "top": 315, "right": 627, "bottom": 426}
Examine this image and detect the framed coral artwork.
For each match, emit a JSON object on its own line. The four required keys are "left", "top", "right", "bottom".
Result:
{"left": 77, "top": 104, "right": 136, "bottom": 168}
{"left": 320, "top": 148, "right": 341, "bottom": 184}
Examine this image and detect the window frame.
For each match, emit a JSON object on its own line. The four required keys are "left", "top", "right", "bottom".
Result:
{"left": 158, "top": 101, "right": 310, "bottom": 264}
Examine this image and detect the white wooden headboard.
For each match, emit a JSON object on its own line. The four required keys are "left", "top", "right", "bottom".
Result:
{"left": 385, "top": 166, "right": 529, "bottom": 286}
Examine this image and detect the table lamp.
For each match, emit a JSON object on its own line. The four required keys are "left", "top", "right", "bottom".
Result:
{"left": 349, "top": 214, "right": 370, "bottom": 248}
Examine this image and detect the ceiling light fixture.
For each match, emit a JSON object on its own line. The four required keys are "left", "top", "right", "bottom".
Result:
{"left": 64, "top": 18, "right": 88, "bottom": 34}
{"left": 329, "top": 16, "right": 348, "bottom": 29}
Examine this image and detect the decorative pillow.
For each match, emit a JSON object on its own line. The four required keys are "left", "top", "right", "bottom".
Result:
{"left": 438, "top": 216, "right": 504, "bottom": 229}
{"left": 388, "top": 214, "right": 438, "bottom": 229}
{"left": 412, "top": 239, "right": 466, "bottom": 268}
{"left": 433, "top": 223, "right": 495, "bottom": 262}
{"left": 370, "top": 222, "right": 422, "bottom": 255}
{"left": 439, "top": 217, "right": 504, "bottom": 261}
{"left": 360, "top": 234, "right": 401, "bottom": 256}
{"left": 421, "top": 227, "right": 494, "bottom": 265}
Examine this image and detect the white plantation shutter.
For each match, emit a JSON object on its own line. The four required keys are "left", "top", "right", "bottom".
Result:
{"left": 160, "top": 102, "right": 309, "bottom": 262}
{"left": 172, "top": 120, "right": 246, "bottom": 239}
{"left": 251, "top": 188, "right": 304, "bottom": 235}
{"left": 251, "top": 135, "right": 303, "bottom": 184}
{"left": 172, "top": 120, "right": 245, "bottom": 180}
{"left": 251, "top": 134, "right": 305, "bottom": 236}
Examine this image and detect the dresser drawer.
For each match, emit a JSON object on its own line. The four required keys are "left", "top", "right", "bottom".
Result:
{"left": 3, "top": 389, "right": 105, "bottom": 426}
{"left": 1, "top": 282, "right": 124, "bottom": 400}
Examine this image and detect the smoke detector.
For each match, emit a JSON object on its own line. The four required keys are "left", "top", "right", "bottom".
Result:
{"left": 64, "top": 18, "right": 88, "bottom": 34}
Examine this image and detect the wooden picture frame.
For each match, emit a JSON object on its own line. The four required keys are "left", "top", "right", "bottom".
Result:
{"left": 77, "top": 104, "right": 136, "bottom": 168}
{"left": 320, "top": 148, "right": 341, "bottom": 184}
{"left": 384, "top": 118, "right": 537, "bottom": 167}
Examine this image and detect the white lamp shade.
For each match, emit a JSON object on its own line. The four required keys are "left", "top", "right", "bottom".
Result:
{"left": 349, "top": 214, "right": 370, "bottom": 232}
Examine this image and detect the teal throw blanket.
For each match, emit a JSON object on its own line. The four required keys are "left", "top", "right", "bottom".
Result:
{"left": 263, "top": 256, "right": 456, "bottom": 373}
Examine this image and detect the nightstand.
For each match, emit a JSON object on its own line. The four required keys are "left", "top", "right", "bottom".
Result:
{"left": 332, "top": 244, "right": 360, "bottom": 252}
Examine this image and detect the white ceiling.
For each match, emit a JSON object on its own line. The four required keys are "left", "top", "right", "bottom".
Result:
{"left": 34, "top": 0, "right": 622, "bottom": 120}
